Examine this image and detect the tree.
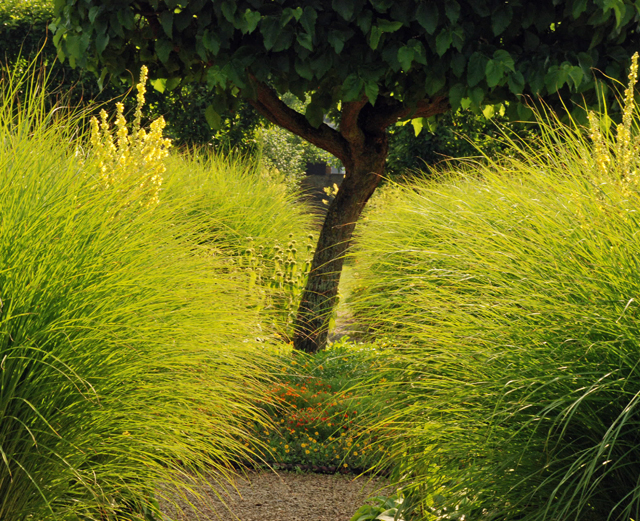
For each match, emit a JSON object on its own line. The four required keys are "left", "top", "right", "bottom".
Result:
{"left": 51, "top": 0, "right": 640, "bottom": 352}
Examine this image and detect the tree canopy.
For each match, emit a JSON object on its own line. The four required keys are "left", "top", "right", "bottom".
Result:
{"left": 52, "top": 0, "right": 640, "bottom": 351}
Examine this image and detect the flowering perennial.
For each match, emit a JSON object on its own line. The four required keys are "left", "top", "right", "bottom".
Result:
{"left": 588, "top": 52, "right": 639, "bottom": 182}
{"left": 90, "top": 65, "right": 170, "bottom": 206}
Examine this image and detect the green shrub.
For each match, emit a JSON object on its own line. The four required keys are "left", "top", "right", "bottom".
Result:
{"left": 350, "top": 57, "right": 640, "bottom": 520}
{"left": 0, "top": 65, "right": 276, "bottom": 521}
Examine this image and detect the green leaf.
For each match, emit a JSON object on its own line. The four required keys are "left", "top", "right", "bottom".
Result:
{"left": 205, "top": 105, "right": 222, "bottom": 130}
{"left": 482, "top": 104, "right": 495, "bottom": 118}
{"left": 467, "top": 52, "right": 487, "bottom": 87}
{"left": 411, "top": 117, "right": 424, "bottom": 136}
{"left": 328, "top": 30, "right": 347, "bottom": 53}
{"left": 332, "top": 0, "right": 355, "bottom": 21}
{"left": 377, "top": 19, "right": 403, "bottom": 32}
{"left": 507, "top": 70, "right": 525, "bottom": 94}
{"left": 493, "top": 49, "right": 515, "bottom": 72}
{"left": 492, "top": 5, "right": 512, "bottom": 36}
{"left": 450, "top": 53, "right": 465, "bottom": 77}
{"left": 221, "top": 1, "right": 237, "bottom": 23}
{"left": 159, "top": 11, "right": 173, "bottom": 38}
{"left": 408, "top": 39, "right": 428, "bottom": 65}
{"left": 88, "top": 5, "right": 102, "bottom": 23}
{"left": 117, "top": 9, "right": 135, "bottom": 30}
{"left": 166, "top": 77, "right": 181, "bottom": 91}
{"left": 365, "top": 81, "right": 379, "bottom": 105}
{"left": 544, "top": 65, "right": 569, "bottom": 92}
{"left": 449, "top": 83, "right": 466, "bottom": 111}
{"left": 342, "top": 73, "right": 364, "bottom": 101}
{"left": 156, "top": 39, "right": 173, "bottom": 63}
{"left": 152, "top": 78, "right": 167, "bottom": 93}
{"left": 110, "top": 13, "right": 125, "bottom": 38}
{"left": 451, "top": 26, "right": 465, "bottom": 51}
{"left": 244, "top": 10, "right": 261, "bottom": 33}
{"left": 444, "top": 0, "right": 460, "bottom": 24}
{"left": 175, "top": 11, "right": 193, "bottom": 31}
{"left": 398, "top": 46, "right": 415, "bottom": 71}
{"left": 568, "top": 66, "right": 583, "bottom": 89}
{"left": 435, "top": 29, "right": 452, "bottom": 56}
{"left": 370, "top": 0, "right": 394, "bottom": 12}
{"left": 260, "top": 16, "right": 282, "bottom": 50}
{"left": 206, "top": 66, "right": 227, "bottom": 87}
{"left": 469, "top": 86, "right": 484, "bottom": 108}
{"left": 578, "top": 52, "right": 594, "bottom": 75}
{"left": 471, "top": 0, "right": 490, "bottom": 16}
{"left": 517, "top": 103, "right": 533, "bottom": 120}
{"left": 271, "top": 27, "right": 294, "bottom": 52}
{"left": 294, "top": 58, "right": 314, "bottom": 80}
{"left": 305, "top": 102, "right": 324, "bottom": 128}
{"left": 226, "top": 63, "right": 246, "bottom": 89}
{"left": 485, "top": 59, "right": 504, "bottom": 88}
{"left": 296, "top": 32, "right": 313, "bottom": 51}
{"left": 425, "top": 72, "right": 446, "bottom": 96}
{"left": 369, "top": 26, "right": 382, "bottom": 49}
{"left": 281, "top": 8, "right": 296, "bottom": 27}
{"left": 202, "top": 30, "right": 220, "bottom": 54}
{"left": 300, "top": 7, "right": 318, "bottom": 36}
{"left": 572, "top": 0, "right": 588, "bottom": 18}
{"left": 95, "top": 31, "right": 109, "bottom": 54}
{"left": 311, "top": 53, "right": 333, "bottom": 77}
{"left": 603, "top": 0, "right": 626, "bottom": 28}
{"left": 415, "top": 3, "right": 438, "bottom": 34}
{"left": 357, "top": 9, "right": 373, "bottom": 33}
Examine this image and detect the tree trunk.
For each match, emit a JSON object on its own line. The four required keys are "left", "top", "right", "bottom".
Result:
{"left": 245, "top": 78, "right": 448, "bottom": 353}
{"left": 293, "top": 135, "right": 388, "bottom": 353}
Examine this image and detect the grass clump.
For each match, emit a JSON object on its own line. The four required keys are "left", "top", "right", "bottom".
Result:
{"left": 163, "top": 149, "right": 315, "bottom": 338}
{"left": 350, "top": 55, "right": 640, "bottom": 520}
{"left": 0, "top": 65, "right": 275, "bottom": 520}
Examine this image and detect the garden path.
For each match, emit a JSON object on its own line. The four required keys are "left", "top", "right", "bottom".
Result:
{"left": 161, "top": 266, "right": 377, "bottom": 521}
{"left": 160, "top": 470, "right": 391, "bottom": 521}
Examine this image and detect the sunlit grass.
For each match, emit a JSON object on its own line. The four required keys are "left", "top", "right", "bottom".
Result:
{"left": 0, "top": 63, "right": 283, "bottom": 521}
{"left": 350, "top": 58, "right": 640, "bottom": 520}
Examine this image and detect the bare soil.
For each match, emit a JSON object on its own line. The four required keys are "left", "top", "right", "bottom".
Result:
{"left": 160, "top": 470, "right": 392, "bottom": 521}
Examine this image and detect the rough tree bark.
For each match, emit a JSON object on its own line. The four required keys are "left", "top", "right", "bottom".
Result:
{"left": 247, "top": 78, "right": 449, "bottom": 352}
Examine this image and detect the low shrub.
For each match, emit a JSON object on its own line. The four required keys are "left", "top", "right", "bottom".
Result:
{"left": 350, "top": 56, "right": 640, "bottom": 520}
{"left": 246, "top": 340, "right": 395, "bottom": 473}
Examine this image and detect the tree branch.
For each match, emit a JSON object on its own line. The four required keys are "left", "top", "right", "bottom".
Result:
{"left": 247, "top": 77, "right": 350, "bottom": 162}
{"left": 339, "top": 99, "right": 368, "bottom": 151}
{"left": 361, "top": 96, "right": 450, "bottom": 132}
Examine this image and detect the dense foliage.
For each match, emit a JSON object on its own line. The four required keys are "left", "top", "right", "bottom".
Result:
{"left": 52, "top": 0, "right": 640, "bottom": 123}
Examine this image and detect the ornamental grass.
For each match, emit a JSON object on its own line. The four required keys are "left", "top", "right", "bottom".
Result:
{"left": 350, "top": 55, "right": 640, "bottom": 520}
{"left": 0, "top": 63, "right": 280, "bottom": 521}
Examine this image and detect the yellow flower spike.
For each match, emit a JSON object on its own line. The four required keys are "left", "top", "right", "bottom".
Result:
{"left": 90, "top": 65, "right": 170, "bottom": 207}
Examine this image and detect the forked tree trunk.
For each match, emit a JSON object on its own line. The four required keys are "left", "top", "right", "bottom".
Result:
{"left": 293, "top": 135, "right": 388, "bottom": 353}
{"left": 246, "top": 78, "right": 448, "bottom": 352}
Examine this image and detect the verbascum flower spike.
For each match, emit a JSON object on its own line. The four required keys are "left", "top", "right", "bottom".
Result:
{"left": 89, "top": 65, "right": 171, "bottom": 207}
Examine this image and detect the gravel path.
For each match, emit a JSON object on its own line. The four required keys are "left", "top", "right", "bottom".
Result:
{"left": 160, "top": 470, "right": 392, "bottom": 521}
